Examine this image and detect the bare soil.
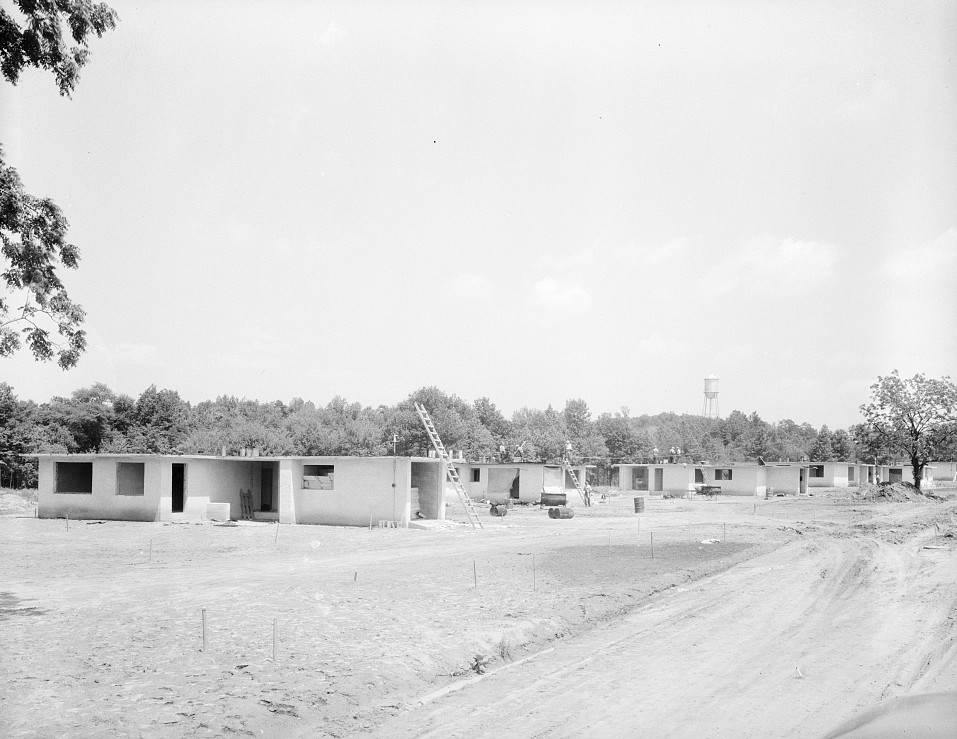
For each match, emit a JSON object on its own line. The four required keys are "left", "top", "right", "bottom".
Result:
{"left": 1, "top": 488, "right": 955, "bottom": 738}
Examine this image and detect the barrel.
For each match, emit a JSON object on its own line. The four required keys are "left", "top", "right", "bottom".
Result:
{"left": 633, "top": 497, "right": 645, "bottom": 513}
{"left": 540, "top": 493, "right": 567, "bottom": 507}
{"left": 548, "top": 507, "right": 574, "bottom": 519}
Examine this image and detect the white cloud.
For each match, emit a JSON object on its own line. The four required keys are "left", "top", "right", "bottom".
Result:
{"left": 637, "top": 333, "right": 690, "bottom": 355}
{"left": 529, "top": 277, "right": 592, "bottom": 314}
{"left": 616, "top": 238, "right": 690, "bottom": 268}
{"left": 111, "top": 342, "right": 158, "bottom": 364}
{"left": 700, "top": 236, "right": 837, "bottom": 296}
{"left": 535, "top": 246, "right": 598, "bottom": 272}
{"left": 881, "top": 227, "right": 957, "bottom": 277}
{"left": 320, "top": 21, "right": 347, "bottom": 47}
{"left": 227, "top": 222, "right": 253, "bottom": 243}
{"left": 443, "top": 272, "right": 495, "bottom": 301}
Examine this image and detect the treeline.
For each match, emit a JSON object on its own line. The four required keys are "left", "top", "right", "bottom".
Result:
{"left": 1, "top": 382, "right": 872, "bottom": 489}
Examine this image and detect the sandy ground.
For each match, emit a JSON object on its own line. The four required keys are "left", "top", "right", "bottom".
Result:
{"left": 1, "top": 489, "right": 955, "bottom": 738}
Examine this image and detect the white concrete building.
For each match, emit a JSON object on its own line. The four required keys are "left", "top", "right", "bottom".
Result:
{"left": 34, "top": 453, "right": 446, "bottom": 527}
{"left": 613, "top": 462, "right": 809, "bottom": 497}
{"left": 450, "top": 461, "right": 590, "bottom": 504}
{"left": 806, "top": 461, "right": 861, "bottom": 488}
{"left": 879, "top": 463, "right": 936, "bottom": 486}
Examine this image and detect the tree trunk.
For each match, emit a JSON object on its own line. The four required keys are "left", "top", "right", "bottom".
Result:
{"left": 911, "top": 456, "right": 924, "bottom": 490}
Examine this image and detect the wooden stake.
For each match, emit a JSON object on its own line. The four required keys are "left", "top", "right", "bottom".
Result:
{"left": 723, "top": 523, "right": 726, "bottom": 542}
{"left": 532, "top": 554, "right": 536, "bottom": 591}
{"left": 274, "top": 521, "right": 280, "bottom": 544}
{"left": 473, "top": 560, "right": 477, "bottom": 588}
{"left": 651, "top": 531, "right": 655, "bottom": 559}
{"left": 272, "top": 618, "right": 277, "bottom": 662}
{"left": 201, "top": 608, "right": 207, "bottom": 652}
{"left": 149, "top": 538, "right": 152, "bottom": 562}
{"left": 66, "top": 513, "right": 69, "bottom": 531}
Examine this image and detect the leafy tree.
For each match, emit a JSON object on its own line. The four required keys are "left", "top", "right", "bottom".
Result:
{"left": 508, "top": 405, "right": 566, "bottom": 462}
{"left": 829, "top": 428, "right": 854, "bottom": 461}
{"left": 473, "top": 397, "right": 510, "bottom": 445}
{"left": 1, "top": 1, "right": 118, "bottom": 368}
{"left": 0, "top": 382, "right": 41, "bottom": 486}
{"left": 561, "top": 398, "right": 607, "bottom": 463}
{"left": 126, "top": 385, "right": 190, "bottom": 453}
{"left": 388, "top": 387, "right": 494, "bottom": 458}
{"left": 808, "top": 425, "right": 833, "bottom": 461}
{"left": 37, "top": 381, "right": 116, "bottom": 451}
{"left": 1, "top": 147, "right": 87, "bottom": 366}
{"left": 1, "top": 0, "right": 119, "bottom": 96}
{"left": 858, "top": 371, "right": 957, "bottom": 489}
{"left": 596, "top": 409, "right": 646, "bottom": 462}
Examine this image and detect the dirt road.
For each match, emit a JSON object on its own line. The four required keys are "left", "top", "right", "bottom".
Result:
{"left": 367, "top": 504, "right": 957, "bottom": 738}
{"left": 2, "top": 491, "right": 954, "bottom": 737}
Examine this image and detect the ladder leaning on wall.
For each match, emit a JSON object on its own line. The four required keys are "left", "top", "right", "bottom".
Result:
{"left": 413, "top": 402, "right": 484, "bottom": 529}
{"left": 561, "top": 456, "right": 590, "bottom": 506}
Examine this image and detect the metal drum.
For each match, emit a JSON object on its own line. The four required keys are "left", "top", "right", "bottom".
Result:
{"left": 548, "top": 507, "right": 574, "bottom": 519}
{"left": 540, "top": 493, "right": 567, "bottom": 507}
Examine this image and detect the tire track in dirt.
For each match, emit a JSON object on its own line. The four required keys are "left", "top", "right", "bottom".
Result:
{"left": 365, "top": 514, "right": 957, "bottom": 739}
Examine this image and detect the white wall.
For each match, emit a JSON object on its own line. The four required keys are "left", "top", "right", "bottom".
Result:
{"left": 292, "top": 457, "right": 408, "bottom": 526}
{"left": 766, "top": 466, "right": 802, "bottom": 495}
{"left": 39, "top": 456, "right": 165, "bottom": 521}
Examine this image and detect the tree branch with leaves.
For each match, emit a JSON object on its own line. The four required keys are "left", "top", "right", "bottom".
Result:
{"left": 1, "top": 0, "right": 118, "bottom": 368}
{"left": 857, "top": 371, "right": 957, "bottom": 489}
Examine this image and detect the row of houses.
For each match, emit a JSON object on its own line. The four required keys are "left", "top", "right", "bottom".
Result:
{"left": 33, "top": 453, "right": 591, "bottom": 526}
{"left": 33, "top": 453, "right": 956, "bottom": 527}
{"left": 613, "top": 460, "right": 953, "bottom": 496}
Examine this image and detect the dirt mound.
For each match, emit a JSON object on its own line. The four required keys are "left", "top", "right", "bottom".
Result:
{"left": 0, "top": 493, "right": 35, "bottom": 516}
{"left": 856, "top": 482, "right": 943, "bottom": 502}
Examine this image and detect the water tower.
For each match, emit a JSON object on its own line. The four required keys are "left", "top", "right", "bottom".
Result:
{"left": 703, "top": 375, "right": 719, "bottom": 418}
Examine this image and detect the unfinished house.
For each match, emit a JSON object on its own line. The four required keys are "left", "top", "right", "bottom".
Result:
{"left": 929, "top": 461, "right": 957, "bottom": 482}
{"left": 879, "top": 464, "right": 935, "bottom": 486}
{"left": 806, "top": 461, "right": 861, "bottom": 488}
{"left": 34, "top": 454, "right": 446, "bottom": 527}
{"left": 614, "top": 462, "right": 809, "bottom": 497}
{"left": 858, "top": 463, "right": 878, "bottom": 484}
{"left": 453, "top": 462, "right": 589, "bottom": 504}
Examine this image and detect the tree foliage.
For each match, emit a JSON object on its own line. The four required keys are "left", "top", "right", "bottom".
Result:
{"left": 858, "top": 371, "right": 957, "bottom": 489}
{"left": 1, "top": 1, "right": 118, "bottom": 368}
{"left": 0, "top": 0, "right": 118, "bottom": 96}
{"left": 3, "top": 378, "right": 924, "bottom": 492}
{"left": 1, "top": 146, "right": 87, "bottom": 367}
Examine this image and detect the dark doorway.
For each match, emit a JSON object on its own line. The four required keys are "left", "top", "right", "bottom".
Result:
{"left": 654, "top": 468, "right": 664, "bottom": 492}
{"left": 171, "top": 463, "right": 186, "bottom": 513}
{"left": 261, "top": 465, "right": 274, "bottom": 512}
{"left": 509, "top": 474, "right": 520, "bottom": 500}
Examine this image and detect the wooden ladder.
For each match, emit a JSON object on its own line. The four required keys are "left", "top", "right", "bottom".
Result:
{"left": 562, "top": 456, "right": 590, "bottom": 506}
{"left": 414, "top": 402, "right": 483, "bottom": 529}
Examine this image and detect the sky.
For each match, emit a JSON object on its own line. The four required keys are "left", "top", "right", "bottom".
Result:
{"left": 1, "top": 0, "right": 955, "bottom": 429}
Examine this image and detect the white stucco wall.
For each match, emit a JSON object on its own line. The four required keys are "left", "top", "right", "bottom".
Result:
{"left": 38, "top": 456, "right": 165, "bottom": 521}
{"left": 292, "top": 457, "right": 408, "bottom": 526}
{"left": 766, "top": 466, "right": 803, "bottom": 495}
{"left": 930, "top": 462, "right": 957, "bottom": 481}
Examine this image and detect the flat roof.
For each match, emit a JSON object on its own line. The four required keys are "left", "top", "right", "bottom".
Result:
{"left": 28, "top": 453, "right": 441, "bottom": 463}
